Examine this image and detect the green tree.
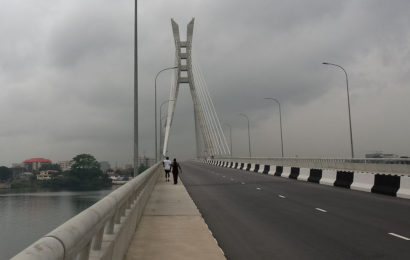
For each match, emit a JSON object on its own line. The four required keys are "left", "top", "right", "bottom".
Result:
{"left": 68, "top": 154, "right": 111, "bottom": 190}
{"left": 0, "top": 166, "right": 12, "bottom": 181}
{"left": 71, "top": 154, "right": 100, "bottom": 170}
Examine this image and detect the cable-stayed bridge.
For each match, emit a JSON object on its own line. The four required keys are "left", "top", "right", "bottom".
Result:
{"left": 12, "top": 19, "right": 410, "bottom": 260}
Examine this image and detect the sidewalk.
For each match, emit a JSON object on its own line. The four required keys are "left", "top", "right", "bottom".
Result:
{"left": 125, "top": 173, "right": 226, "bottom": 260}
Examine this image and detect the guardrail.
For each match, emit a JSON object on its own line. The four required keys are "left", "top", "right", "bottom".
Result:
{"left": 12, "top": 162, "right": 161, "bottom": 260}
{"left": 212, "top": 157, "right": 410, "bottom": 175}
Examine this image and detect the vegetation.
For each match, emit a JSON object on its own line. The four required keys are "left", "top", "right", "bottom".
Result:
{"left": 10, "top": 154, "right": 112, "bottom": 191}
{"left": 0, "top": 166, "right": 12, "bottom": 181}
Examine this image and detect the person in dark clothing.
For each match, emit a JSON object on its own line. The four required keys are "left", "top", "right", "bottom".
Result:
{"left": 171, "top": 158, "right": 182, "bottom": 184}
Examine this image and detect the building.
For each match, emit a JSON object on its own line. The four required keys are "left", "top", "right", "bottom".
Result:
{"left": 23, "top": 158, "right": 52, "bottom": 172}
{"left": 37, "top": 170, "right": 58, "bottom": 181}
{"left": 58, "top": 161, "right": 73, "bottom": 171}
{"left": 365, "top": 153, "right": 399, "bottom": 159}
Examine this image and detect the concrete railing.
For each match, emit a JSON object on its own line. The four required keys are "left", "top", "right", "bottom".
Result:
{"left": 213, "top": 157, "right": 410, "bottom": 175}
{"left": 12, "top": 163, "right": 161, "bottom": 260}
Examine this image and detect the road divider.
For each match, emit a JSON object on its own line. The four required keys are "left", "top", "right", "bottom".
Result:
{"left": 205, "top": 159, "right": 409, "bottom": 200}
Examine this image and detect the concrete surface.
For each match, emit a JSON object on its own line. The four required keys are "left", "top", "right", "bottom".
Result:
{"left": 125, "top": 175, "right": 225, "bottom": 260}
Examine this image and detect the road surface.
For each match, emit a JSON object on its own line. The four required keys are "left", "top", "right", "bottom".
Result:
{"left": 179, "top": 161, "right": 410, "bottom": 260}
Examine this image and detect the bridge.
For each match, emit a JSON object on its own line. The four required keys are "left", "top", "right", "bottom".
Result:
{"left": 12, "top": 18, "right": 410, "bottom": 260}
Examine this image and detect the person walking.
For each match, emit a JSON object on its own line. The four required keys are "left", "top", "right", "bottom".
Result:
{"left": 163, "top": 156, "right": 171, "bottom": 182}
{"left": 171, "top": 158, "right": 182, "bottom": 185}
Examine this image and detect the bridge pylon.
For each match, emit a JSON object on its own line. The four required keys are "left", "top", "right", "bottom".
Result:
{"left": 163, "top": 18, "right": 229, "bottom": 159}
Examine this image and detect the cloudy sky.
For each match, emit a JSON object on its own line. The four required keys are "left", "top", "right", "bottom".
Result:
{"left": 1, "top": 0, "right": 410, "bottom": 167}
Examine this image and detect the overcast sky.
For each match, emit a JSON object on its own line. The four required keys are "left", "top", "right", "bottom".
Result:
{"left": 1, "top": 0, "right": 410, "bottom": 167}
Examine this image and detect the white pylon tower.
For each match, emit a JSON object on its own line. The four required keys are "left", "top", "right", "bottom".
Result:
{"left": 163, "top": 18, "right": 230, "bottom": 158}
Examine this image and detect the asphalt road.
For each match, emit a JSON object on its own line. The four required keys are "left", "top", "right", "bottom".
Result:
{"left": 179, "top": 161, "right": 410, "bottom": 260}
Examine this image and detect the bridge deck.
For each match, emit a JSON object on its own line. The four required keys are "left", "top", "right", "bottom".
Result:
{"left": 125, "top": 174, "right": 225, "bottom": 260}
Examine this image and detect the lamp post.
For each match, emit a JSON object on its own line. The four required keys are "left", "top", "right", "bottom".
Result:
{"left": 322, "top": 62, "right": 354, "bottom": 158}
{"left": 239, "top": 113, "right": 251, "bottom": 158}
{"left": 224, "top": 123, "right": 233, "bottom": 157}
{"left": 264, "top": 97, "right": 284, "bottom": 157}
{"left": 154, "top": 66, "right": 178, "bottom": 162}
{"left": 159, "top": 99, "right": 174, "bottom": 158}
{"left": 134, "top": 0, "right": 138, "bottom": 177}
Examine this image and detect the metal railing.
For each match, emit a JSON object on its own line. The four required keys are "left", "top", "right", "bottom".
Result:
{"left": 213, "top": 157, "right": 410, "bottom": 175}
{"left": 12, "top": 162, "right": 161, "bottom": 260}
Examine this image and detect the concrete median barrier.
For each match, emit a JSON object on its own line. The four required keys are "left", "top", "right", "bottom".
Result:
{"left": 371, "top": 174, "right": 400, "bottom": 196}
{"left": 397, "top": 176, "right": 410, "bottom": 199}
{"left": 320, "top": 170, "right": 337, "bottom": 186}
{"left": 308, "top": 169, "right": 322, "bottom": 183}
{"left": 351, "top": 172, "right": 375, "bottom": 192}
{"left": 281, "top": 167, "right": 291, "bottom": 178}
{"left": 298, "top": 168, "right": 310, "bottom": 181}
{"left": 289, "top": 167, "right": 300, "bottom": 179}
{"left": 334, "top": 171, "right": 354, "bottom": 188}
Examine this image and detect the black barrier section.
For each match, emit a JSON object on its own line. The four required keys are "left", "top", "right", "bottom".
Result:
{"left": 234, "top": 162, "right": 238, "bottom": 169}
{"left": 308, "top": 169, "right": 322, "bottom": 183}
{"left": 240, "top": 163, "right": 244, "bottom": 170}
{"left": 334, "top": 171, "right": 354, "bottom": 188}
{"left": 371, "top": 174, "right": 400, "bottom": 196}
{"left": 263, "top": 165, "right": 270, "bottom": 174}
{"left": 289, "top": 167, "right": 300, "bottom": 179}
{"left": 275, "top": 166, "right": 283, "bottom": 176}
{"left": 246, "top": 163, "right": 251, "bottom": 171}
{"left": 229, "top": 162, "right": 233, "bottom": 168}
{"left": 254, "top": 164, "right": 260, "bottom": 172}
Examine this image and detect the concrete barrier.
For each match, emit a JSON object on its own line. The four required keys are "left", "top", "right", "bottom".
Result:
{"left": 371, "top": 174, "right": 400, "bottom": 196}
{"left": 13, "top": 163, "right": 161, "bottom": 260}
{"left": 308, "top": 169, "right": 322, "bottom": 183}
{"left": 289, "top": 167, "right": 300, "bottom": 179}
{"left": 334, "top": 171, "right": 354, "bottom": 188}
{"left": 397, "top": 176, "right": 410, "bottom": 199}
{"left": 351, "top": 172, "right": 375, "bottom": 192}
{"left": 298, "top": 168, "right": 310, "bottom": 181}
{"left": 249, "top": 163, "right": 256, "bottom": 172}
{"left": 253, "top": 164, "right": 260, "bottom": 173}
{"left": 320, "top": 170, "right": 337, "bottom": 186}
{"left": 281, "top": 167, "right": 291, "bottom": 178}
{"left": 234, "top": 162, "right": 239, "bottom": 169}
{"left": 240, "top": 163, "right": 245, "bottom": 170}
{"left": 262, "top": 165, "right": 269, "bottom": 174}
{"left": 246, "top": 163, "right": 251, "bottom": 171}
{"left": 275, "top": 166, "right": 283, "bottom": 176}
{"left": 268, "top": 165, "right": 276, "bottom": 175}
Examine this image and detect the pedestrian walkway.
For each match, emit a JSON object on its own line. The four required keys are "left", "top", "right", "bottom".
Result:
{"left": 125, "top": 174, "right": 226, "bottom": 260}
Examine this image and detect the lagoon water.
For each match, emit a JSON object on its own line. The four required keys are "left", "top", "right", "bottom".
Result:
{"left": 0, "top": 188, "right": 114, "bottom": 259}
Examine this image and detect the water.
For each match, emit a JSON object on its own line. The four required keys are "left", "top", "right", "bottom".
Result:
{"left": 0, "top": 188, "right": 114, "bottom": 259}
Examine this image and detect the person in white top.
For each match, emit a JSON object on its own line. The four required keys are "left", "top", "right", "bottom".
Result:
{"left": 163, "top": 157, "right": 171, "bottom": 182}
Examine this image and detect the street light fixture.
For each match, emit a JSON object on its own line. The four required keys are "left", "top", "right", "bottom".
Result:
{"left": 322, "top": 62, "right": 354, "bottom": 158}
{"left": 264, "top": 97, "right": 284, "bottom": 157}
{"left": 224, "top": 123, "right": 233, "bottom": 157}
{"left": 154, "top": 66, "right": 178, "bottom": 162}
{"left": 239, "top": 113, "right": 252, "bottom": 158}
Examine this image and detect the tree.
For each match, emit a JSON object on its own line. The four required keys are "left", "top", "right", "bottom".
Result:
{"left": 68, "top": 154, "right": 111, "bottom": 190}
{"left": 0, "top": 166, "right": 12, "bottom": 181}
{"left": 71, "top": 154, "right": 100, "bottom": 170}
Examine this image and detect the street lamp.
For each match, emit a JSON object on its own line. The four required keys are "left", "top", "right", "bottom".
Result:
{"left": 322, "top": 62, "right": 354, "bottom": 158}
{"left": 154, "top": 66, "right": 178, "bottom": 162}
{"left": 134, "top": 0, "right": 138, "bottom": 177}
{"left": 159, "top": 99, "right": 174, "bottom": 158}
{"left": 264, "top": 97, "right": 284, "bottom": 157}
{"left": 239, "top": 113, "right": 252, "bottom": 158}
{"left": 224, "top": 123, "right": 233, "bottom": 157}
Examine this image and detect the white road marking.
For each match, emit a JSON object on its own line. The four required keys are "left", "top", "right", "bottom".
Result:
{"left": 278, "top": 195, "right": 286, "bottom": 198}
{"left": 388, "top": 233, "right": 410, "bottom": 241}
{"left": 230, "top": 178, "right": 234, "bottom": 181}
{"left": 241, "top": 182, "right": 245, "bottom": 184}
{"left": 315, "top": 208, "right": 327, "bottom": 213}
{"left": 256, "top": 187, "right": 261, "bottom": 190}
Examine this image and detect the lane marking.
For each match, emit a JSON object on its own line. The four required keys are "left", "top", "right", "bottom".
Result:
{"left": 315, "top": 208, "right": 327, "bottom": 213}
{"left": 230, "top": 178, "right": 234, "bottom": 181}
{"left": 278, "top": 195, "right": 286, "bottom": 198}
{"left": 256, "top": 187, "right": 262, "bottom": 190}
{"left": 241, "top": 182, "right": 245, "bottom": 185}
{"left": 388, "top": 233, "right": 410, "bottom": 241}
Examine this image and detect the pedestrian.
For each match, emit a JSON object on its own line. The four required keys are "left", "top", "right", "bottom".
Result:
{"left": 163, "top": 156, "right": 171, "bottom": 182}
{"left": 171, "top": 158, "right": 182, "bottom": 185}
